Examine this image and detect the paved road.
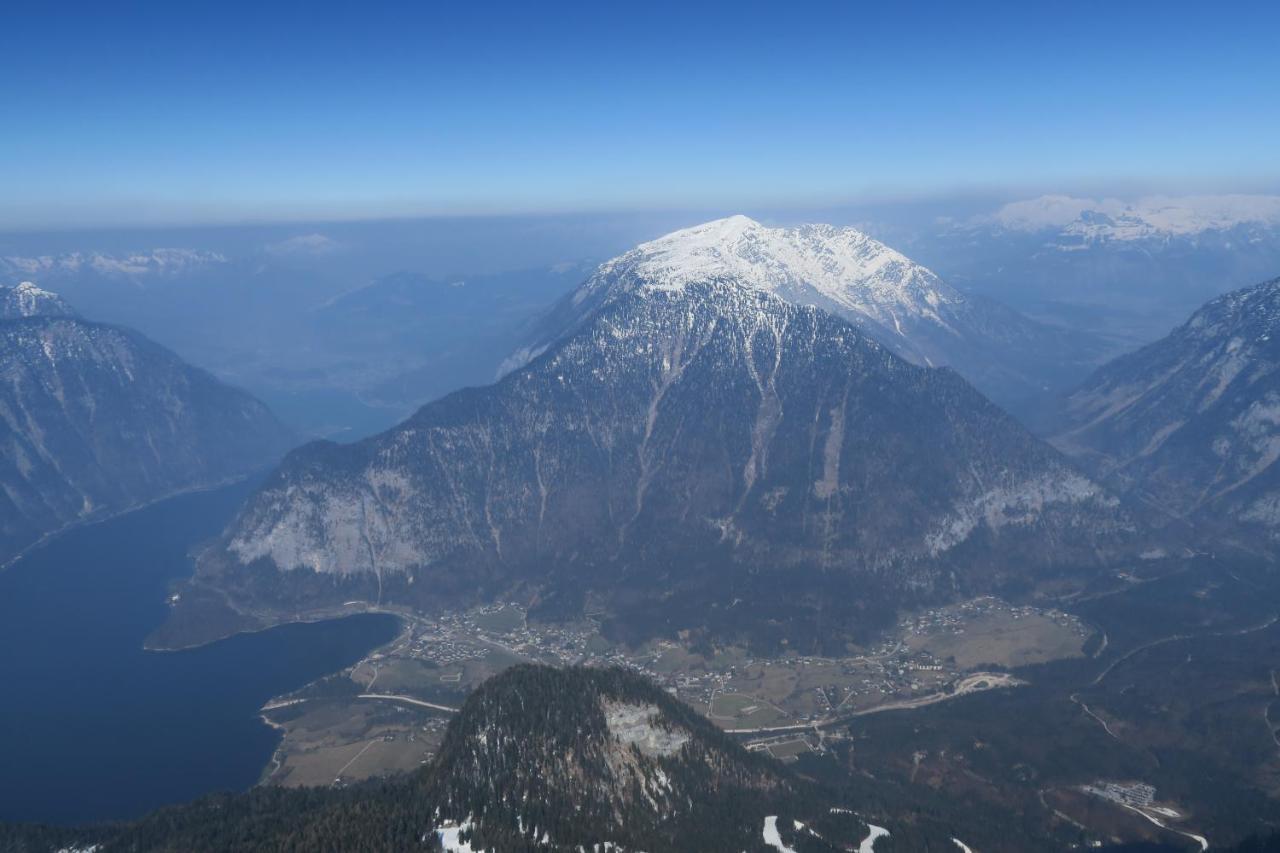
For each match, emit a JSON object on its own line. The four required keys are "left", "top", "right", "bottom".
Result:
{"left": 358, "top": 693, "right": 459, "bottom": 713}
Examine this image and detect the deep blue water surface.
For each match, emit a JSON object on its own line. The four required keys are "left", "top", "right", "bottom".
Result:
{"left": 0, "top": 481, "right": 399, "bottom": 826}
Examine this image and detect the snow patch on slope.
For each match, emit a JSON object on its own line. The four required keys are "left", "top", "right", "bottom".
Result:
{"left": 762, "top": 816, "right": 798, "bottom": 853}
{"left": 858, "top": 823, "right": 890, "bottom": 852}
{"left": 436, "top": 819, "right": 480, "bottom": 853}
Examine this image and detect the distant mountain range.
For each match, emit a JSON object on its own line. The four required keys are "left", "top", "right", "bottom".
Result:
{"left": 903, "top": 193, "right": 1280, "bottom": 351}
{"left": 986, "top": 194, "right": 1280, "bottom": 242}
{"left": 179, "top": 221, "right": 1129, "bottom": 652}
{"left": 3, "top": 249, "right": 594, "bottom": 437}
{"left": 506, "top": 216, "right": 1107, "bottom": 414}
{"left": 1052, "top": 275, "right": 1280, "bottom": 550}
{"left": 0, "top": 248, "right": 228, "bottom": 280}
{"left": 0, "top": 282, "right": 295, "bottom": 565}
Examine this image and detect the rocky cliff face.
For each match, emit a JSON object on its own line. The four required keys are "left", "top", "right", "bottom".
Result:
{"left": 0, "top": 284, "right": 295, "bottom": 563}
{"left": 1053, "top": 276, "right": 1280, "bottom": 546}
{"left": 207, "top": 272, "right": 1122, "bottom": 648}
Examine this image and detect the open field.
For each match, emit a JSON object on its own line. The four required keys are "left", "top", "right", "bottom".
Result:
{"left": 472, "top": 605, "right": 525, "bottom": 634}
{"left": 253, "top": 595, "right": 1092, "bottom": 785}
{"left": 766, "top": 738, "right": 812, "bottom": 761}
{"left": 904, "top": 606, "right": 1088, "bottom": 669}
{"left": 710, "top": 691, "right": 791, "bottom": 728}
{"left": 261, "top": 695, "right": 449, "bottom": 788}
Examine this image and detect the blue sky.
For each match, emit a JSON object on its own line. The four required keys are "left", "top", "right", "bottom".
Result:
{"left": 3, "top": 0, "right": 1278, "bottom": 227}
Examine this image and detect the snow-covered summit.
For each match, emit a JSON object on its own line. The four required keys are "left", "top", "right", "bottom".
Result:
{"left": 507, "top": 215, "right": 1105, "bottom": 412}
{"left": 577, "top": 215, "right": 958, "bottom": 334}
{"left": 0, "top": 281, "right": 76, "bottom": 319}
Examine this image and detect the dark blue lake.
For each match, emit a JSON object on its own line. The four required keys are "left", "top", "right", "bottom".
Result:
{"left": 0, "top": 480, "right": 400, "bottom": 826}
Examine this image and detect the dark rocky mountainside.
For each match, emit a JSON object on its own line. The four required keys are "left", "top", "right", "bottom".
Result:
{"left": 0, "top": 283, "right": 295, "bottom": 564}
{"left": 1052, "top": 276, "right": 1280, "bottom": 547}
{"left": 197, "top": 270, "right": 1125, "bottom": 651}
{"left": 420, "top": 665, "right": 858, "bottom": 851}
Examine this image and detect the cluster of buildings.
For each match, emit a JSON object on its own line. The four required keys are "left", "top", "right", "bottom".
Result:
{"left": 361, "top": 596, "right": 1069, "bottom": 728}
{"left": 900, "top": 596, "right": 1085, "bottom": 646}
{"left": 1082, "top": 781, "right": 1157, "bottom": 808}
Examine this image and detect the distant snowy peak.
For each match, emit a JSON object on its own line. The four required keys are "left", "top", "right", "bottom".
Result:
{"left": 988, "top": 194, "right": 1280, "bottom": 242}
{"left": 578, "top": 215, "right": 959, "bottom": 332}
{"left": 0, "top": 248, "right": 226, "bottom": 279}
{"left": 0, "top": 281, "right": 76, "bottom": 319}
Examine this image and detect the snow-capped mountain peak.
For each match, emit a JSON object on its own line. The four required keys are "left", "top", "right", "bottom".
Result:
{"left": 577, "top": 215, "right": 958, "bottom": 333}
{"left": 0, "top": 281, "right": 76, "bottom": 319}
{"left": 506, "top": 216, "right": 1109, "bottom": 412}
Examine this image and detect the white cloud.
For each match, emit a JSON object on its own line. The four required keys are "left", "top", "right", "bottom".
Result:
{"left": 265, "top": 233, "right": 341, "bottom": 256}
{"left": 991, "top": 195, "right": 1102, "bottom": 231}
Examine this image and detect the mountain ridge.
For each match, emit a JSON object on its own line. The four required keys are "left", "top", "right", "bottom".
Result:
{"left": 504, "top": 215, "right": 1108, "bottom": 412}
{"left": 184, "top": 270, "right": 1126, "bottom": 652}
{"left": 1051, "top": 275, "right": 1280, "bottom": 548}
{"left": 0, "top": 284, "right": 296, "bottom": 565}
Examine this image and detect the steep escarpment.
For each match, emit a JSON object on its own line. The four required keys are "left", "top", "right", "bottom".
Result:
{"left": 0, "top": 285, "right": 295, "bottom": 564}
{"left": 1053, "top": 276, "right": 1280, "bottom": 547}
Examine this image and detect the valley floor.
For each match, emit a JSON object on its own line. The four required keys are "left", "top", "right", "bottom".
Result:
{"left": 250, "top": 553, "right": 1280, "bottom": 851}
{"left": 256, "top": 595, "right": 1085, "bottom": 788}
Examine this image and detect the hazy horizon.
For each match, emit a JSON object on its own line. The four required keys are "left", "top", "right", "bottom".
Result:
{"left": 5, "top": 1, "right": 1279, "bottom": 229}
